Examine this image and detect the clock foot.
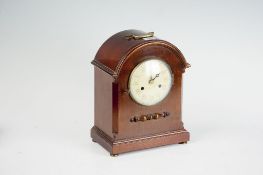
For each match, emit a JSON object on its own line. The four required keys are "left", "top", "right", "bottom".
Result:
{"left": 92, "top": 139, "right": 96, "bottom": 143}
{"left": 110, "top": 154, "right": 118, "bottom": 157}
{"left": 179, "top": 141, "right": 187, "bottom": 144}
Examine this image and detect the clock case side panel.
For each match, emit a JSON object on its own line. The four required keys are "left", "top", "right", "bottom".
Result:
{"left": 92, "top": 67, "right": 115, "bottom": 138}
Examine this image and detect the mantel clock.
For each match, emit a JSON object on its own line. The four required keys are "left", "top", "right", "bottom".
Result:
{"left": 91, "top": 30, "right": 191, "bottom": 156}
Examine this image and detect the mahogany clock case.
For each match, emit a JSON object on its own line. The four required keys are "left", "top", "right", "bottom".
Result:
{"left": 91, "top": 30, "right": 190, "bottom": 155}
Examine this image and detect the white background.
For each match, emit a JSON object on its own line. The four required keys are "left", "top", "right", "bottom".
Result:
{"left": 1, "top": 0, "right": 263, "bottom": 175}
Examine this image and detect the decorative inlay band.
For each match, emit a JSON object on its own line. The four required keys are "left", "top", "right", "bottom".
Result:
{"left": 91, "top": 59, "right": 116, "bottom": 76}
{"left": 113, "top": 130, "right": 188, "bottom": 145}
{"left": 92, "top": 126, "right": 188, "bottom": 146}
{"left": 130, "top": 112, "right": 170, "bottom": 122}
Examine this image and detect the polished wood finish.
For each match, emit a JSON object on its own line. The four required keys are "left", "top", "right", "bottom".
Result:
{"left": 91, "top": 30, "right": 190, "bottom": 155}
{"left": 91, "top": 126, "right": 189, "bottom": 155}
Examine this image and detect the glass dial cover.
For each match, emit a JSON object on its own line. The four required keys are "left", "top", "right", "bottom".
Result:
{"left": 128, "top": 58, "right": 173, "bottom": 106}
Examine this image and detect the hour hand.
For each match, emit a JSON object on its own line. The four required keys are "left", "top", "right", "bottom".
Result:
{"left": 148, "top": 76, "right": 153, "bottom": 84}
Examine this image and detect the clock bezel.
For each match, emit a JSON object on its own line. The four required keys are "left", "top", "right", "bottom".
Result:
{"left": 127, "top": 57, "right": 174, "bottom": 107}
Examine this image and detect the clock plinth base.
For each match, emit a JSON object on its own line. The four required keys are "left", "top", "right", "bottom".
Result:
{"left": 91, "top": 126, "right": 190, "bottom": 155}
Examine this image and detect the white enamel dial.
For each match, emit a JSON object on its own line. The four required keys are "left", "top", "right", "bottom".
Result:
{"left": 128, "top": 58, "right": 173, "bottom": 106}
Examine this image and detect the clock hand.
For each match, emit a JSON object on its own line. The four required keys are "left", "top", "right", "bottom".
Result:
{"left": 149, "top": 73, "right": 160, "bottom": 84}
{"left": 152, "top": 73, "right": 160, "bottom": 81}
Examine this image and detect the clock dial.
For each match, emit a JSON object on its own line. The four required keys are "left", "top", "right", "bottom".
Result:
{"left": 128, "top": 58, "right": 173, "bottom": 106}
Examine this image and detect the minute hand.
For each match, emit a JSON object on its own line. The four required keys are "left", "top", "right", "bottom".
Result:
{"left": 149, "top": 73, "right": 160, "bottom": 84}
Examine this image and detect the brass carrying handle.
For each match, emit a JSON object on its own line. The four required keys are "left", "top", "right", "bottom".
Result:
{"left": 126, "top": 32, "right": 154, "bottom": 40}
